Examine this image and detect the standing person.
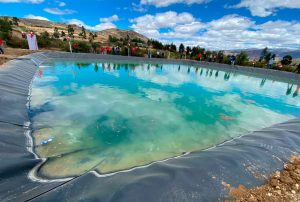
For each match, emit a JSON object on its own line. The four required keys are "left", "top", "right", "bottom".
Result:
{"left": 232, "top": 55, "right": 236, "bottom": 65}
{"left": 92, "top": 43, "right": 97, "bottom": 53}
{"left": 0, "top": 38, "right": 5, "bottom": 54}
{"left": 198, "top": 53, "right": 203, "bottom": 61}
{"left": 296, "top": 64, "right": 300, "bottom": 74}
{"left": 268, "top": 58, "right": 274, "bottom": 69}
{"left": 230, "top": 55, "right": 236, "bottom": 65}
{"left": 147, "top": 48, "right": 152, "bottom": 58}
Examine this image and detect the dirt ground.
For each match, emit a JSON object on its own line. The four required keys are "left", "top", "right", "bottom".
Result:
{"left": 0, "top": 48, "right": 40, "bottom": 66}
{"left": 224, "top": 156, "right": 300, "bottom": 202}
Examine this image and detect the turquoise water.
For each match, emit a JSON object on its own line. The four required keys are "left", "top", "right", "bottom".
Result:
{"left": 30, "top": 61, "right": 300, "bottom": 178}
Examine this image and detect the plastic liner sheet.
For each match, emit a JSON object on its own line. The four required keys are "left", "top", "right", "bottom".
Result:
{"left": 28, "top": 119, "right": 300, "bottom": 202}
{"left": 0, "top": 53, "right": 65, "bottom": 202}
{"left": 0, "top": 52, "right": 300, "bottom": 202}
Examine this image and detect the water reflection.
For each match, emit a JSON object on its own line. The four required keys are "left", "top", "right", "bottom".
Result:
{"left": 294, "top": 86, "right": 300, "bottom": 98}
{"left": 74, "top": 62, "right": 300, "bottom": 99}
{"left": 31, "top": 61, "right": 300, "bottom": 178}
{"left": 94, "top": 63, "right": 98, "bottom": 72}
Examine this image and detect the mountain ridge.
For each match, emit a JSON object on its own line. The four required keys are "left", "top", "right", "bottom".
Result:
{"left": 2, "top": 16, "right": 149, "bottom": 44}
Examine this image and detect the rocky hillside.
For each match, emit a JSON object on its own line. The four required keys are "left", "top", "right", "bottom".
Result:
{"left": 5, "top": 17, "right": 149, "bottom": 44}
{"left": 97, "top": 28, "right": 148, "bottom": 43}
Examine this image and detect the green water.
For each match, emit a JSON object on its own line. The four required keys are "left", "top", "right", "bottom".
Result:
{"left": 30, "top": 61, "right": 300, "bottom": 178}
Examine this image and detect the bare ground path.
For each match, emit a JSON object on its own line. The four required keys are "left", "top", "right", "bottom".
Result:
{"left": 0, "top": 48, "right": 41, "bottom": 66}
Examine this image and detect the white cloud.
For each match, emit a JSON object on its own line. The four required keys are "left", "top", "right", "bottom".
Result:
{"left": 233, "top": 0, "right": 300, "bottom": 17}
{"left": 67, "top": 18, "right": 116, "bottom": 32}
{"left": 130, "top": 12, "right": 300, "bottom": 50}
{"left": 140, "top": 0, "right": 209, "bottom": 8}
{"left": 0, "top": 0, "right": 43, "bottom": 3}
{"left": 24, "top": 14, "right": 49, "bottom": 21}
{"left": 130, "top": 11, "right": 205, "bottom": 38}
{"left": 208, "top": 15, "right": 254, "bottom": 30}
{"left": 132, "top": 3, "right": 147, "bottom": 12}
{"left": 67, "top": 15, "right": 119, "bottom": 31}
{"left": 44, "top": 7, "right": 76, "bottom": 15}
{"left": 56, "top": 1, "right": 66, "bottom": 7}
{"left": 100, "top": 14, "right": 119, "bottom": 23}
{"left": 66, "top": 15, "right": 119, "bottom": 31}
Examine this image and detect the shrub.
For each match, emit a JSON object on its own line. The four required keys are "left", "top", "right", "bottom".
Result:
{"left": 71, "top": 41, "right": 91, "bottom": 53}
{"left": 281, "top": 55, "right": 293, "bottom": 66}
{"left": 6, "top": 36, "right": 28, "bottom": 48}
{"left": 275, "top": 65, "right": 295, "bottom": 72}
{"left": 0, "top": 17, "right": 13, "bottom": 41}
{"left": 37, "top": 31, "right": 51, "bottom": 48}
{"left": 236, "top": 51, "right": 249, "bottom": 66}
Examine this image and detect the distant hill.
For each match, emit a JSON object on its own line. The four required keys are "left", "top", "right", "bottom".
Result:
{"left": 3, "top": 17, "right": 149, "bottom": 44}
{"left": 97, "top": 28, "right": 148, "bottom": 44}
{"left": 225, "top": 48, "right": 300, "bottom": 60}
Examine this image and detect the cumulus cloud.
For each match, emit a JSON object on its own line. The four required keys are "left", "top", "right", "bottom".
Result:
{"left": 56, "top": 1, "right": 66, "bottom": 7}
{"left": 233, "top": 0, "right": 300, "bottom": 17}
{"left": 44, "top": 7, "right": 76, "bottom": 15}
{"left": 0, "top": 0, "right": 43, "bottom": 3}
{"left": 67, "top": 16, "right": 118, "bottom": 31}
{"left": 100, "top": 14, "right": 119, "bottom": 23}
{"left": 140, "top": 0, "right": 209, "bottom": 8}
{"left": 130, "top": 12, "right": 300, "bottom": 50}
{"left": 132, "top": 3, "right": 148, "bottom": 12}
{"left": 131, "top": 11, "right": 205, "bottom": 38}
{"left": 24, "top": 14, "right": 49, "bottom": 21}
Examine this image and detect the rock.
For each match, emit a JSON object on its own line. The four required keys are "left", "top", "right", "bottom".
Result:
{"left": 280, "top": 175, "right": 294, "bottom": 185}
{"left": 271, "top": 179, "right": 279, "bottom": 187}
{"left": 290, "top": 172, "right": 300, "bottom": 181}
{"left": 275, "top": 190, "right": 281, "bottom": 195}
{"left": 294, "top": 169, "right": 300, "bottom": 175}
{"left": 284, "top": 164, "right": 295, "bottom": 171}
{"left": 280, "top": 171, "right": 294, "bottom": 185}
{"left": 274, "top": 171, "right": 281, "bottom": 179}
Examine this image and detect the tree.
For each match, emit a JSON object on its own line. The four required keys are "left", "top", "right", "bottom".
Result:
{"left": 186, "top": 46, "right": 191, "bottom": 54}
{"left": 179, "top": 43, "right": 185, "bottom": 53}
{"left": 0, "top": 17, "right": 13, "bottom": 41}
{"left": 89, "top": 32, "right": 97, "bottom": 43}
{"left": 205, "top": 50, "right": 212, "bottom": 61}
{"left": 191, "top": 46, "right": 205, "bottom": 57}
{"left": 259, "top": 47, "right": 275, "bottom": 63}
{"left": 61, "top": 31, "right": 66, "bottom": 38}
{"left": 108, "top": 35, "right": 118, "bottom": 43}
{"left": 149, "top": 39, "right": 163, "bottom": 49}
{"left": 67, "top": 25, "right": 75, "bottom": 38}
{"left": 79, "top": 26, "right": 87, "bottom": 39}
{"left": 260, "top": 47, "right": 269, "bottom": 62}
{"left": 12, "top": 17, "right": 20, "bottom": 26}
{"left": 217, "top": 51, "right": 224, "bottom": 63}
{"left": 236, "top": 51, "right": 249, "bottom": 66}
{"left": 281, "top": 55, "right": 293, "bottom": 65}
{"left": 170, "top": 43, "right": 177, "bottom": 52}
{"left": 164, "top": 43, "right": 177, "bottom": 52}
{"left": 53, "top": 27, "right": 60, "bottom": 39}
{"left": 37, "top": 31, "right": 51, "bottom": 47}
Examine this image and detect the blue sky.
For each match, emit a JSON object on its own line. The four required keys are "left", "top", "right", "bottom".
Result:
{"left": 0, "top": 0, "right": 300, "bottom": 50}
